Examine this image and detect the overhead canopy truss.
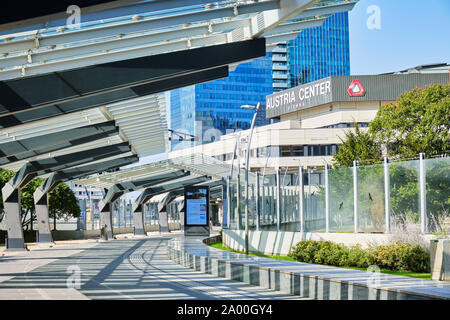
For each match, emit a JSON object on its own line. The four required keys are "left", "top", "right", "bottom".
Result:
{"left": 72, "top": 153, "right": 251, "bottom": 189}
{"left": 0, "top": 1, "right": 358, "bottom": 80}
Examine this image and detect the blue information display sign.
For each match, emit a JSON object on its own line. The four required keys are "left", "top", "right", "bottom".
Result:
{"left": 185, "top": 186, "right": 209, "bottom": 226}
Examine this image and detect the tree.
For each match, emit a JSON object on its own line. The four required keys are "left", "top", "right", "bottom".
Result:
{"left": 369, "top": 84, "right": 450, "bottom": 158}
{"left": 331, "top": 84, "right": 450, "bottom": 230}
{"left": 48, "top": 183, "right": 81, "bottom": 224}
{"left": 331, "top": 122, "right": 381, "bottom": 168}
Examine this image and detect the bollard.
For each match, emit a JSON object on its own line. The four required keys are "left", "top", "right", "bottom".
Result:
{"left": 100, "top": 225, "right": 108, "bottom": 240}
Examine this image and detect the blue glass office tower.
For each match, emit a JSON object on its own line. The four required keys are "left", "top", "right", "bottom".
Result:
{"left": 169, "top": 53, "right": 273, "bottom": 149}
{"left": 289, "top": 12, "right": 350, "bottom": 86}
{"left": 169, "top": 12, "right": 350, "bottom": 148}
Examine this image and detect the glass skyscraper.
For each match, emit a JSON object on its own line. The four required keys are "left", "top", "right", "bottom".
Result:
{"left": 169, "top": 12, "right": 350, "bottom": 149}
{"left": 169, "top": 53, "right": 273, "bottom": 149}
{"left": 289, "top": 12, "right": 350, "bottom": 87}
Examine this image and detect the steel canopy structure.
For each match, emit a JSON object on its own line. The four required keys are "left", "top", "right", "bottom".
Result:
{"left": 72, "top": 154, "right": 242, "bottom": 236}
{"left": 73, "top": 153, "right": 249, "bottom": 188}
{"left": 0, "top": 0, "right": 358, "bottom": 80}
{"left": 0, "top": 0, "right": 358, "bottom": 250}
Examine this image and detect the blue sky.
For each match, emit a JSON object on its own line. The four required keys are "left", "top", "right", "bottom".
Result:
{"left": 348, "top": 0, "right": 450, "bottom": 74}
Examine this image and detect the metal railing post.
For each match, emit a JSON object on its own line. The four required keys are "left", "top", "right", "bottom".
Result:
{"left": 419, "top": 153, "right": 427, "bottom": 233}
{"left": 384, "top": 157, "right": 391, "bottom": 233}
{"left": 353, "top": 160, "right": 359, "bottom": 233}
{"left": 237, "top": 173, "right": 241, "bottom": 229}
{"left": 325, "top": 163, "right": 330, "bottom": 233}
{"left": 299, "top": 166, "right": 304, "bottom": 233}
{"left": 276, "top": 168, "right": 281, "bottom": 231}
{"left": 226, "top": 176, "right": 231, "bottom": 229}
{"left": 256, "top": 172, "right": 260, "bottom": 231}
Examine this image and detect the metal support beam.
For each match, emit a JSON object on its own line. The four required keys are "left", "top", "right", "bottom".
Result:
{"left": 132, "top": 205, "right": 147, "bottom": 236}
{"left": 135, "top": 176, "right": 211, "bottom": 208}
{"left": 32, "top": 155, "right": 138, "bottom": 243}
{"left": 0, "top": 38, "right": 265, "bottom": 113}
{"left": 0, "top": 67, "right": 229, "bottom": 130}
{"left": 97, "top": 170, "right": 189, "bottom": 239}
{"left": 0, "top": 120, "right": 118, "bottom": 165}
{"left": 2, "top": 142, "right": 132, "bottom": 250}
{"left": 2, "top": 184, "right": 26, "bottom": 251}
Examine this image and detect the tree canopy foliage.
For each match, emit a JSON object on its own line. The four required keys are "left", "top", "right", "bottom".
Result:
{"left": 331, "top": 122, "right": 381, "bottom": 168}
{"left": 369, "top": 83, "right": 450, "bottom": 159}
{"left": 330, "top": 84, "right": 449, "bottom": 230}
{"left": 333, "top": 84, "right": 450, "bottom": 167}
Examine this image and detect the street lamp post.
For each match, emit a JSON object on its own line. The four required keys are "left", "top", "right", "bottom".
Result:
{"left": 241, "top": 102, "right": 261, "bottom": 255}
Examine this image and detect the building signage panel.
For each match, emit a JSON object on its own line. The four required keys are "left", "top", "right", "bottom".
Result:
{"left": 265, "top": 77, "right": 333, "bottom": 118}
{"left": 265, "top": 73, "right": 449, "bottom": 119}
{"left": 185, "top": 186, "right": 209, "bottom": 226}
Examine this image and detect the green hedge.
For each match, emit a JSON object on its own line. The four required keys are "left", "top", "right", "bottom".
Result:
{"left": 288, "top": 240, "right": 430, "bottom": 273}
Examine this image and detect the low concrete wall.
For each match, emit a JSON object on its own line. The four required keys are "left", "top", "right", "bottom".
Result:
{"left": 168, "top": 237, "right": 449, "bottom": 300}
{"left": 223, "top": 229, "right": 436, "bottom": 255}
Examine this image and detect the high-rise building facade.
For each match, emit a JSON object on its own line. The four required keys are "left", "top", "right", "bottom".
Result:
{"left": 169, "top": 12, "right": 350, "bottom": 149}
{"left": 289, "top": 12, "right": 350, "bottom": 87}
{"left": 169, "top": 53, "right": 273, "bottom": 149}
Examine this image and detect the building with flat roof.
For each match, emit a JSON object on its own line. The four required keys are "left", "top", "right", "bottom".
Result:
{"left": 169, "top": 69, "right": 449, "bottom": 173}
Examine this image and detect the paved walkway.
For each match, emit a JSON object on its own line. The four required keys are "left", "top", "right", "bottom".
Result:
{"left": 0, "top": 232, "right": 306, "bottom": 300}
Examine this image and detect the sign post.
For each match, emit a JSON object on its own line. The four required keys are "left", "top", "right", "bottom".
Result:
{"left": 184, "top": 186, "right": 210, "bottom": 236}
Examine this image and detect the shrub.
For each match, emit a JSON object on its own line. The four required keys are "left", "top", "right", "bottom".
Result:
{"left": 369, "top": 242, "right": 430, "bottom": 272}
{"left": 288, "top": 240, "right": 430, "bottom": 272}
{"left": 346, "top": 245, "right": 374, "bottom": 268}
{"left": 288, "top": 240, "right": 348, "bottom": 265}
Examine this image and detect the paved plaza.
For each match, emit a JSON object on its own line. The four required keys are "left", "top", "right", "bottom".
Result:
{"left": 0, "top": 232, "right": 305, "bottom": 300}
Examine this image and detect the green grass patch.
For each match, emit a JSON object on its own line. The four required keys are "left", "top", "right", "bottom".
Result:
{"left": 209, "top": 242, "right": 295, "bottom": 262}
{"left": 208, "top": 241, "right": 430, "bottom": 280}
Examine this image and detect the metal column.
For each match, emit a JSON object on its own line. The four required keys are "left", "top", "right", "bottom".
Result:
{"left": 237, "top": 173, "right": 241, "bottom": 229}
{"left": 299, "top": 166, "right": 304, "bottom": 233}
{"left": 276, "top": 168, "right": 281, "bottom": 231}
{"left": 256, "top": 172, "right": 260, "bottom": 231}
{"left": 325, "top": 163, "right": 330, "bottom": 233}
{"left": 384, "top": 157, "right": 391, "bottom": 233}
{"left": 419, "top": 153, "right": 427, "bottom": 233}
{"left": 353, "top": 160, "right": 359, "bottom": 233}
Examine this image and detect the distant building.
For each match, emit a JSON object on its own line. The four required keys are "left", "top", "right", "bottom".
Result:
{"left": 169, "top": 71, "right": 449, "bottom": 172}
{"left": 168, "top": 12, "right": 351, "bottom": 150}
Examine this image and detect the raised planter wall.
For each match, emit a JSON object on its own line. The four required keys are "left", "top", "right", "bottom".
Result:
{"left": 223, "top": 229, "right": 436, "bottom": 255}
